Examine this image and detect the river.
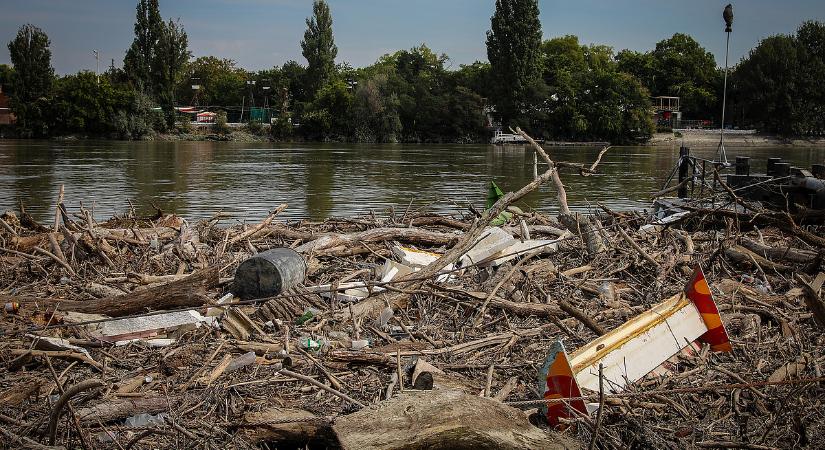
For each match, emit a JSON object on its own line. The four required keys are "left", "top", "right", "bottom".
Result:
{"left": 1, "top": 140, "right": 823, "bottom": 223}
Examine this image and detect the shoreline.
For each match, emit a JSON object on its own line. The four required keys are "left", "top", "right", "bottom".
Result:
{"left": 647, "top": 131, "right": 825, "bottom": 148}
{"left": 3, "top": 130, "right": 825, "bottom": 147}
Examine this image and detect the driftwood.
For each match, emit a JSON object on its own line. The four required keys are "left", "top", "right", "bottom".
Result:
{"left": 333, "top": 390, "right": 577, "bottom": 450}
{"left": 296, "top": 227, "right": 459, "bottom": 255}
{"left": 797, "top": 273, "right": 825, "bottom": 328}
{"left": 240, "top": 408, "right": 337, "bottom": 447}
{"left": 74, "top": 395, "right": 171, "bottom": 424}
{"left": 740, "top": 237, "right": 817, "bottom": 264}
{"left": 725, "top": 245, "right": 791, "bottom": 273}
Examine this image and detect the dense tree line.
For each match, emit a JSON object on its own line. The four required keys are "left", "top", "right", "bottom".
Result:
{"left": 2, "top": 0, "right": 824, "bottom": 142}
{"left": 728, "top": 21, "right": 825, "bottom": 136}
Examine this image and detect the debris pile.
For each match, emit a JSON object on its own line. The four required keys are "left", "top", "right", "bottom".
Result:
{"left": 1, "top": 138, "right": 824, "bottom": 449}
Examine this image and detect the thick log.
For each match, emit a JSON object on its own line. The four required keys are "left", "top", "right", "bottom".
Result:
{"left": 296, "top": 227, "right": 459, "bottom": 254}
{"left": 240, "top": 408, "right": 338, "bottom": 447}
{"left": 740, "top": 237, "right": 816, "bottom": 264}
{"left": 75, "top": 395, "right": 171, "bottom": 424}
{"left": 333, "top": 390, "right": 577, "bottom": 450}
{"left": 5, "top": 267, "right": 219, "bottom": 317}
{"left": 725, "top": 245, "right": 791, "bottom": 273}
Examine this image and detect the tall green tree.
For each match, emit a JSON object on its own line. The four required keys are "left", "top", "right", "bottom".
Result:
{"left": 540, "top": 36, "right": 654, "bottom": 144}
{"left": 7, "top": 24, "right": 54, "bottom": 136}
{"left": 301, "top": 0, "right": 337, "bottom": 97}
{"left": 152, "top": 19, "right": 190, "bottom": 126}
{"left": 124, "top": 0, "right": 164, "bottom": 93}
{"left": 649, "top": 33, "right": 719, "bottom": 119}
{"left": 485, "top": 0, "right": 543, "bottom": 127}
{"left": 733, "top": 35, "right": 800, "bottom": 135}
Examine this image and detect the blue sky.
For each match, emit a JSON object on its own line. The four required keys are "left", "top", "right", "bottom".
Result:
{"left": 1, "top": 0, "right": 823, "bottom": 74}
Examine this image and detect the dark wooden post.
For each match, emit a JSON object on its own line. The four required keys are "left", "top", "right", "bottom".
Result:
{"left": 678, "top": 145, "right": 690, "bottom": 198}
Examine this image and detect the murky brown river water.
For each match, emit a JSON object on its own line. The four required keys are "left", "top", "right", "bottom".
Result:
{"left": 1, "top": 140, "right": 823, "bottom": 222}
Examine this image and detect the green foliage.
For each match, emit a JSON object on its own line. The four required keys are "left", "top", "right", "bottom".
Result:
{"left": 0, "top": 64, "right": 14, "bottom": 94}
{"left": 48, "top": 71, "right": 119, "bottom": 135}
{"left": 301, "top": 0, "right": 338, "bottom": 97}
{"left": 179, "top": 57, "right": 245, "bottom": 106}
{"left": 731, "top": 21, "right": 825, "bottom": 135}
{"left": 244, "top": 119, "right": 264, "bottom": 135}
{"left": 270, "top": 115, "right": 294, "bottom": 140}
{"left": 302, "top": 79, "right": 352, "bottom": 140}
{"left": 124, "top": 0, "right": 164, "bottom": 93}
{"left": 7, "top": 24, "right": 54, "bottom": 137}
{"left": 153, "top": 19, "right": 190, "bottom": 127}
{"left": 539, "top": 36, "right": 654, "bottom": 144}
{"left": 486, "top": 0, "right": 544, "bottom": 126}
{"left": 351, "top": 73, "right": 401, "bottom": 142}
{"left": 616, "top": 33, "right": 719, "bottom": 119}
{"left": 214, "top": 110, "right": 230, "bottom": 134}
{"left": 112, "top": 89, "right": 159, "bottom": 140}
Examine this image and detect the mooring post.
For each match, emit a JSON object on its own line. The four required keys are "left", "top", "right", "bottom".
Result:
{"left": 766, "top": 157, "right": 782, "bottom": 177}
{"left": 678, "top": 145, "right": 690, "bottom": 198}
{"left": 735, "top": 156, "right": 750, "bottom": 176}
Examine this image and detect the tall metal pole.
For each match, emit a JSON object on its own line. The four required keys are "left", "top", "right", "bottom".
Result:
{"left": 716, "top": 32, "right": 730, "bottom": 165}
{"left": 93, "top": 50, "right": 100, "bottom": 85}
{"left": 717, "top": 4, "right": 734, "bottom": 166}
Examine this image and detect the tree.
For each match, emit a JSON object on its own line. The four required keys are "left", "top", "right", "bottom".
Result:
{"left": 733, "top": 35, "right": 800, "bottom": 135}
{"left": 485, "top": 0, "right": 543, "bottom": 127}
{"left": 124, "top": 0, "right": 164, "bottom": 93}
{"left": 794, "top": 21, "right": 825, "bottom": 133}
{"left": 7, "top": 24, "right": 54, "bottom": 136}
{"left": 539, "top": 36, "right": 654, "bottom": 144}
{"left": 0, "top": 64, "right": 14, "bottom": 93}
{"left": 178, "top": 57, "right": 246, "bottom": 107}
{"left": 301, "top": 0, "right": 338, "bottom": 97}
{"left": 48, "top": 71, "right": 124, "bottom": 135}
{"left": 650, "top": 33, "right": 719, "bottom": 119}
{"left": 152, "top": 19, "right": 190, "bottom": 126}
{"left": 615, "top": 49, "right": 656, "bottom": 89}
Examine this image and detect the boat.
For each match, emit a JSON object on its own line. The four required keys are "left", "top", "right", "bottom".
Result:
{"left": 490, "top": 129, "right": 544, "bottom": 145}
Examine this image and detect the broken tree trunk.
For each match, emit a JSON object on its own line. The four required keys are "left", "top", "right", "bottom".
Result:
{"left": 6, "top": 267, "right": 219, "bottom": 317}
{"left": 239, "top": 408, "right": 338, "bottom": 447}
{"left": 296, "top": 227, "right": 459, "bottom": 255}
{"left": 516, "top": 128, "right": 606, "bottom": 257}
{"left": 333, "top": 390, "right": 576, "bottom": 450}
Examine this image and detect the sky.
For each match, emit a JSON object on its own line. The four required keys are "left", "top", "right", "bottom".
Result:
{"left": 1, "top": 0, "right": 824, "bottom": 75}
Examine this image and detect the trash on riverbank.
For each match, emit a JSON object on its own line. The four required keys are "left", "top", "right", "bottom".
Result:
{"left": 1, "top": 129, "right": 824, "bottom": 449}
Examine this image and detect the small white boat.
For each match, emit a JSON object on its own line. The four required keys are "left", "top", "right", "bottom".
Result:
{"left": 490, "top": 129, "right": 543, "bottom": 145}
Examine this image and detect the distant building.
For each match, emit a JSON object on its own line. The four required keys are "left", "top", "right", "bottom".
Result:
{"left": 0, "top": 85, "right": 15, "bottom": 126}
{"left": 652, "top": 96, "right": 681, "bottom": 128}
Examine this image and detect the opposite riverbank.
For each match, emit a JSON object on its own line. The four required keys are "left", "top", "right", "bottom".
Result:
{"left": 648, "top": 131, "right": 825, "bottom": 148}
{"left": 8, "top": 128, "right": 825, "bottom": 147}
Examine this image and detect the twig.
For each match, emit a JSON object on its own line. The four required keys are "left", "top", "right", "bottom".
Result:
{"left": 588, "top": 363, "right": 605, "bottom": 450}
{"left": 278, "top": 369, "right": 365, "bottom": 408}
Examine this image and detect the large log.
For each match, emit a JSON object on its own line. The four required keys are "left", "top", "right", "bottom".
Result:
{"left": 296, "top": 227, "right": 460, "bottom": 255}
{"left": 333, "top": 390, "right": 578, "bottom": 450}
{"left": 6, "top": 267, "right": 219, "bottom": 317}
{"left": 239, "top": 408, "right": 338, "bottom": 448}
{"left": 75, "top": 395, "right": 171, "bottom": 424}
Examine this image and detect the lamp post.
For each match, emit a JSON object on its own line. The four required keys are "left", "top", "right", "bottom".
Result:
{"left": 93, "top": 50, "right": 100, "bottom": 85}
{"left": 716, "top": 4, "right": 734, "bottom": 166}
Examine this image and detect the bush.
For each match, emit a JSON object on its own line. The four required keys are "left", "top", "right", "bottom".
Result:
{"left": 214, "top": 110, "right": 230, "bottom": 134}
{"left": 245, "top": 120, "right": 263, "bottom": 135}
{"left": 270, "top": 116, "right": 293, "bottom": 140}
{"left": 177, "top": 119, "right": 194, "bottom": 134}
